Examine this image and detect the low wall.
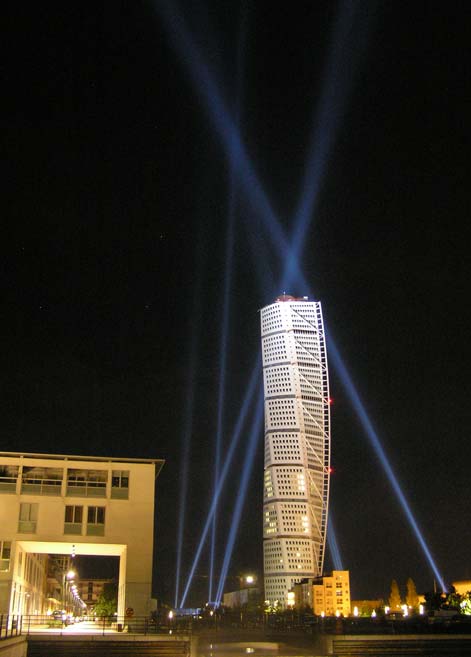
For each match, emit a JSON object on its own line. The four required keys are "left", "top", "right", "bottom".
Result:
{"left": 329, "top": 633, "right": 471, "bottom": 656}
{"left": 0, "top": 636, "right": 27, "bottom": 657}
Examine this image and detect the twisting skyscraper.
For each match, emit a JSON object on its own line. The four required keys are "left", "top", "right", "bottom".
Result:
{"left": 261, "top": 295, "right": 331, "bottom": 607}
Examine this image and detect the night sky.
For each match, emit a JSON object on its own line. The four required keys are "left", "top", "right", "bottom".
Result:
{"left": 3, "top": 2, "right": 470, "bottom": 605}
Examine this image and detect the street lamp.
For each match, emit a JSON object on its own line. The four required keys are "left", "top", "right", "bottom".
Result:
{"left": 63, "top": 569, "right": 76, "bottom": 612}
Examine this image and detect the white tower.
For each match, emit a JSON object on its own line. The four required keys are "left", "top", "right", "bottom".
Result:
{"left": 261, "top": 295, "right": 331, "bottom": 607}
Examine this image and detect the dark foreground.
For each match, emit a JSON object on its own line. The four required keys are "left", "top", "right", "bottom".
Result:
{"left": 2, "top": 616, "right": 469, "bottom": 656}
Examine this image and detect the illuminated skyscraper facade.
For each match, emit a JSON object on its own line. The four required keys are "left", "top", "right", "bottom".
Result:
{"left": 261, "top": 295, "right": 330, "bottom": 607}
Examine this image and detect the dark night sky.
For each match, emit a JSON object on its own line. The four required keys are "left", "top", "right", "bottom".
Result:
{"left": 3, "top": 2, "right": 470, "bottom": 605}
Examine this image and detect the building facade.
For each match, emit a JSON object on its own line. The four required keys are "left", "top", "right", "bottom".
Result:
{"left": 261, "top": 296, "right": 331, "bottom": 607}
{"left": 77, "top": 578, "right": 113, "bottom": 612}
{"left": 0, "top": 452, "right": 163, "bottom": 617}
{"left": 313, "top": 570, "right": 351, "bottom": 616}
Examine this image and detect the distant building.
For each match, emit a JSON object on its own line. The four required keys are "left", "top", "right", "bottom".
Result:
{"left": 223, "top": 574, "right": 260, "bottom": 609}
{"left": 0, "top": 451, "right": 163, "bottom": 617}
{"left": 453, "top": 580, "right": 471, "bottom": 596}
{"left": 46, "top": 554, "right": 80, "bottom": 613}
{"left": 293, "top": 578, "right": 314, "bottom": 609}
{"left": 312, "top": 570, "right": 351, "bottom": 616}
{"left": 261, "top": 296, "right": 331, "bottom": 608}
{"left": 77, "top": 578, "right": 113, "bottom": 612}
{"left": 223, "top": 587, "right": 261, "bottom": 609}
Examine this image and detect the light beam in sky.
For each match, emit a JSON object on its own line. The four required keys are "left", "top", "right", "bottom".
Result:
{"left": 214, "top": 392, "right": 264, "bottom": 607}
{"left": 154, "top": 0, "right": 446, "bottom": 597}
{"left": 179, "top": 363, "right": 261, "bottom": 608}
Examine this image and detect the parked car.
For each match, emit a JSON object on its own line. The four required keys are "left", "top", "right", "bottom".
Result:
{"left": 52, "top": 610, "right": 69, "bottom": 624}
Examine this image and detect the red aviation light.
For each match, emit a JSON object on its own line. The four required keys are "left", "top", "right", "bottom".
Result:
{"left": 328, "top": 397, "right": 333, "bottom": 405}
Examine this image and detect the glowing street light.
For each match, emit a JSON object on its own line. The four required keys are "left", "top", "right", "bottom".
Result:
{"left": 287, "top": 591, "right": 295, "bottom": 608}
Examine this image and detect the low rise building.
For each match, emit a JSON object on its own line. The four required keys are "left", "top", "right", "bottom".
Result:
{"left": 312, "top": 570, "right": 351, "bottom": 617}
{"left": 453, "top": 581, "right": 471, "bottom": 596}
{"left": 77, "top": 578, "right": 113, "bottom": 612}
{"left": 293, "top": 578, "right": 314, "bottom": 609}
{"left": 223, "top": 587, "right": 260, "bottom": 608}
{"left": 0, "top": 452, "right": 163, "bottom": 617}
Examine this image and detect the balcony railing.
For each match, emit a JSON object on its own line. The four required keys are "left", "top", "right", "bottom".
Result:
{"left": 86, "top": 524, "right": 105, "bottom": 536}
{"left": 110, "top": 487, "right": 129, "bottom": 499}
{"left": 21, "top": 479, "right": 62, "bottom": 496}
{"left": 64, "top": 522, "right": 83, "bottom": 535}
{"left": 66, "top": 481, "right": 107, "bottom": 498}
{"left": 0, "top": 477, "right": 18, "bottom": 493}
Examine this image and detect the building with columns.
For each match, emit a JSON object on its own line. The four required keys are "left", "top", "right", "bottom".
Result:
{"left": 0, "top": 452, "right": 163, "bottom": 617}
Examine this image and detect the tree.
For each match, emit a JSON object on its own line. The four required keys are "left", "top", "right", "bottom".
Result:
{"left": 460, "top": 591, "right": 471, "bottom": 615}
{"left": 93, "top": 582, "right": 118, "bottom": 617}
{"left": 424, "top": 589, "right": 446, "bottom": 611}
{"left": 389, "top": 579, "right": 402, "bottom": 610}
{"left": 446, "top": 586, "right": 462, "bottom": 610}
{"left": 406, "top": 578, "right": 419, "bottom": 611}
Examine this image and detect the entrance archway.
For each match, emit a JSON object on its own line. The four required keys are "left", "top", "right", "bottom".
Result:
{"left": 16, "top": 541, "right": 127, "bottom": 617}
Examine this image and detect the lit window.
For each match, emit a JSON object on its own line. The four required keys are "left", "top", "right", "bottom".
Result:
{"left": 22, "top": 467, "right": 63, "bottom": 495}
{"left": 0, "top": 465, "right": 19, "bottom": 493}
{"left": 18, "top": 503, "right": 38, "bottom": 533}
{"left": 0, "top": 541, "right": 11, "bottom": 571}
{"left": 87, "top": 506, "right": 105, "bottom": 536}
{"left": 64, "top": 505, "right": 83, "bottom": 535}
{"left": 111, "top": 470, "right": 129, "bottom": 499}
{"left": 67, "top": 469, "right": 107, "bottom": 498}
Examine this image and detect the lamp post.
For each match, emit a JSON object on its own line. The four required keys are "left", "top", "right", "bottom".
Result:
{"left": 62, "top": 569, "right": 76, "bottom": 614}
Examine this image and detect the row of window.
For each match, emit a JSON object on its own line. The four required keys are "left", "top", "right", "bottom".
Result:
{"left": 17, "top": 503, "right": 106, "bottom": 537}
{"left": 0, "top": 467, "right": 129, "bottom": 499}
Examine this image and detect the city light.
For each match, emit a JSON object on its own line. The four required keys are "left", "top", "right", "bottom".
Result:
{"left": 209, "top": 149, "right": 237, "bottom": 603}
{"left": 327, "top": 333, "right": 446, "bottom": 592}
{"left": 179, "top": 363, "right": 261, "bottom": 608}
{"left": 174, "top": 248, "right": 204, "bottom": 608}
{"left": 154, "top": 0, "right": 446, "bottom": 600}
{"left": 327, "top": 514, "right": 344, "bottom": 570}
{"left": 280, "top": 1, "right": 376, "bottom": 293}
{"left": 214, "top": 394, "right": 264, "bottom": 606}
{"left": 174, "top": 332, "right": 197, "bottom": 608}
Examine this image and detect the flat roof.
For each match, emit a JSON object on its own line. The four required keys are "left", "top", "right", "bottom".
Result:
{"left": 0, "top": 451, "right": 164, "bottom": 476}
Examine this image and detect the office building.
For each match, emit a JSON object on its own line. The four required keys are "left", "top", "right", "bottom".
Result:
{"left": 261, "top": 295, "right": 330, "bottom": 607}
